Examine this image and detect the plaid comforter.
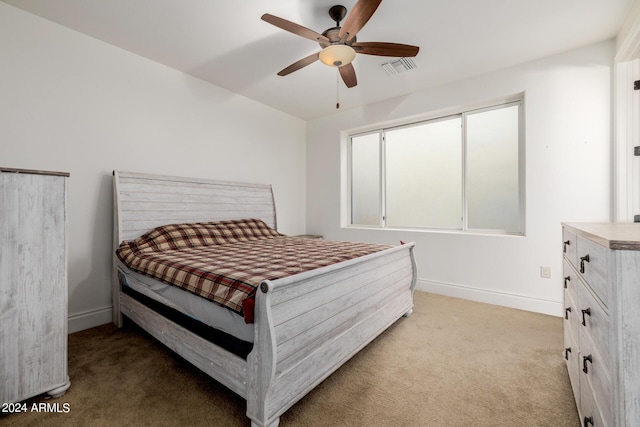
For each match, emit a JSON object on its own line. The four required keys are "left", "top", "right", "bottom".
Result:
{"left": 116, "top": 219, "right": 391, "bottom": 323}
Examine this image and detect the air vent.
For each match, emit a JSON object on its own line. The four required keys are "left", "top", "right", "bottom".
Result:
{"left": 380, "top": 57, "right": 417, "bottom": 76}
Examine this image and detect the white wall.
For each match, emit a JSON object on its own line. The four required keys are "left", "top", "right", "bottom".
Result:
{"left": 0, "top": 3, "right": 307, "bottom": 332}
{"left": 307, "top": 41, "right": 614, "bottom": 316}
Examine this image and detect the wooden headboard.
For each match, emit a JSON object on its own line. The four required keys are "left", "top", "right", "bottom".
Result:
{"left": 113, "top": 171, "right": 277, "bottom": 245}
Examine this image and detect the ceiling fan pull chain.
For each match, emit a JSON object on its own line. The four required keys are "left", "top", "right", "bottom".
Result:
{"left": 336, "top": 69, "right": 340, "bottom": 109}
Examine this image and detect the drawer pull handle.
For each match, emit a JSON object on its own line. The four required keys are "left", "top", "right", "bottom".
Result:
{"left": 583, "top": 354, "right": 593, "bottom": 373}
{"left": 565, "top": 307, "right": 572, "bottom": 320}
{"left": 581, "top": 308, "right": 591, "bottom": 326}
{"left": 579, "top": 254, "right": 590, "bottom": 273}
{"left": 564, "top": 276, "right": 571, "bottom": 289}
{"left": 564, "top": 347, "right": 571, "bottom": 360}
{"left": 583, "top": 416, "right": 594, "bottom": 427}
{"left": 563, "top": 240, "right": 570, "bottom": 253}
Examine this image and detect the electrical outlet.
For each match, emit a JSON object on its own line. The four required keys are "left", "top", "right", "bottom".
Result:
{"left": 540, "top": 266, "right": 551, "bottom": 279}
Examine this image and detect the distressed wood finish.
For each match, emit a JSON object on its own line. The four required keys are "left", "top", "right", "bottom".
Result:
{"left": 250, "top": 244, "right": 415, "bottom": 424}
{"left": 577, "top": 236, "right": 609, "bottom": 306}
{"left": 120, "top": 293, "right": 248, "bottom": 397}
{"left": 0, "top": 170, "right": 70, "bottom": 403}
{"left": 115, "top": 172, "right": 277, "bottom": 243}
{"left": 112, "top": 171, "right": 277, "bottom": 327}
{"left": 563, "top": 222, "right": 640, "bottom": 250}
{"left": 563, "top": 228, "right": 578, "bottom": 270}
{"left": 562, "top": 222, "right": 640, "bottom": 427}
{"left": 112, "top": 171, "right": 418, "bottom": 427}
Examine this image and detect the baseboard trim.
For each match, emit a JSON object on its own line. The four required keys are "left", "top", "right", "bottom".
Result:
{"left": 68, "top": 306, "right": 113, "bottom": 334}
{"left": 416, "top": 278, "right": 562, "bottom": 317}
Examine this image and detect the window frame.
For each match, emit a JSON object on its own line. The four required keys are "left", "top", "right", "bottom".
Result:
{"left": 347, "top": 98, "right": 525, "bottom": 236}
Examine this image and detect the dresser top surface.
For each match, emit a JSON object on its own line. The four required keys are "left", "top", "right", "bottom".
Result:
{"left": 563, "top": 222, "right": 640, "bottom": 250}
{"left": 1, "top": 167, "right": 69, "bottom": 177}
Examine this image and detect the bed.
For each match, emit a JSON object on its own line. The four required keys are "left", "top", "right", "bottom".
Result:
{"left": 112, "top": 170, "right": 417, "bottom": 427}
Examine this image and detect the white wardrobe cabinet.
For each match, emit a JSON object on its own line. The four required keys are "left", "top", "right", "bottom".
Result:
{"left": 1, "top": 168, "right": 71, "bottom": 403}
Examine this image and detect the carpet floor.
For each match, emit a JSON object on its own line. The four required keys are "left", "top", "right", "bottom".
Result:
{"left": 1, "top": 292, "right": 579, "bottom": 426}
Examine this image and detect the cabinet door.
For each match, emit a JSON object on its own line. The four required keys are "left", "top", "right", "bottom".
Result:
{"left": 0, "top": 173, "right": 68, "bottom": 403}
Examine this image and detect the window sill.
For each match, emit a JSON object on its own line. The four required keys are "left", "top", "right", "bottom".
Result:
{"left": 343, "top": 225, "right": 525, "bottom": 238}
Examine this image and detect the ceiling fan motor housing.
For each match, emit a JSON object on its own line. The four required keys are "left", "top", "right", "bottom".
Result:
{"left": 321, "top": 5, "right": 356, "bottom": 50}
{"left": 320, "top": 28, "right": 356, "bottom": 45}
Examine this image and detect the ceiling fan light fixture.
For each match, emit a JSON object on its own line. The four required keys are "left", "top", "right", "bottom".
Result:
{"left": 319, "top": 44, "right": 356, "bottom": 67}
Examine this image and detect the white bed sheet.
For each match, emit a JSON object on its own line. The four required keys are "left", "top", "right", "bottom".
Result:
{"left": 117, "top": 262, "right": 254, "bottom": 343}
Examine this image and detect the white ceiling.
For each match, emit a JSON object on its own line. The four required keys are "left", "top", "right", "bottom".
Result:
{"left": 3, "top": 0, "right": 632, "bottom": 120}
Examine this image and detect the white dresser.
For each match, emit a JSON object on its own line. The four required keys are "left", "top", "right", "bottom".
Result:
{"left": 0, "top": 168, "right": 71, "bottom": 403}
{"left": 562, "top": 223, "right": 640, "bottom": 427}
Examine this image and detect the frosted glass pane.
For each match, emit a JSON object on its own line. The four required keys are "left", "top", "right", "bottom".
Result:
{"left": 385, "top": 117, "right": 462, "bottom": 229}
{"left": 351, "top": 134, "right": 380, "bottom": 225}
{"left": 466, "top": 105, "right": 520, "bottom": 232}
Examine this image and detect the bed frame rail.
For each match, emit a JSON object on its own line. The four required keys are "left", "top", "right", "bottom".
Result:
{"left": 119, "top": 292, "right": 249, "bottom": 398}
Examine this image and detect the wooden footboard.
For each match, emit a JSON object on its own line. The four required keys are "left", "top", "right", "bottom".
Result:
{"left": 247, "top": 243, "right": 417, "bottom": 427}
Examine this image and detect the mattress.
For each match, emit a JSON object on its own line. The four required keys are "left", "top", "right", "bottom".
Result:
{"left": 117, "top": 261, "right": 254, "bottom": 343}
{"left": 116, "top": 219, "right": 392, "bottom": 323}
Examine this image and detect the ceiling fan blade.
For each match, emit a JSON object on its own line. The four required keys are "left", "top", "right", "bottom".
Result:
{"left": 262, "top": 14, "right": 330, "bottom": 43}
{"left": 352, "top": 42, "right": 419, "bottom": 57}
{"left": 277, "top": 52, "right": 321, "bottom": 76}
{"left": 339, "top": 63, "right": 358, "bottom": 88}
{"left": 338, "top": 0, "right": 383, "bottom": 40}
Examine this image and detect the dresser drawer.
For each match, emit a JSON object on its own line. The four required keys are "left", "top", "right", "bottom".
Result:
{"left": 563, "top": 318, "right": 580, "bottom": 405}
{"left": 580, "top": 379, "right": 608, "bottom": 427}
{"left": 580, "top": 332, "right": 612, "bottom": 426}
{"left": 563, "top": 259, "right": 578, "bottom": 317}
{"left": 576, "top": 236, "right": 609, "bottom": 307}
{"left": 563, "top": 228, "right": 578, "bottom": 271}
{"left": 564, "top": 287, "right": 580, "bottom": 350}
{"left": 577, "top": 281, "right": 610, "bottom": 370}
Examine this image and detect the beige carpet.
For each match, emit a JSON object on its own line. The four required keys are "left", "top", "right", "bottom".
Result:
{"left": 1, "top": 292, "right": 579, "bottom": 426}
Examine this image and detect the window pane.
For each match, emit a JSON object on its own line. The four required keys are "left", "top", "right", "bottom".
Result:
{"left": 466, "top": 104, "right": 520, "bottom": 232}
{"left": 351, "top": 133, "right": 380, "bottom": 225}
{"left": 385, "top": 117, "right": 462, "bottom": 229}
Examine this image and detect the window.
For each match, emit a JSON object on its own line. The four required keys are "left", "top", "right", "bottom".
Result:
{"left": 349, "top": 100, "right": 523, "bottom": 234}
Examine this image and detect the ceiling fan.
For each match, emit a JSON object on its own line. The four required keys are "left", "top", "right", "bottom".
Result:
{"left": 261, "top": 0, "right": 419, "bottom": 88}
